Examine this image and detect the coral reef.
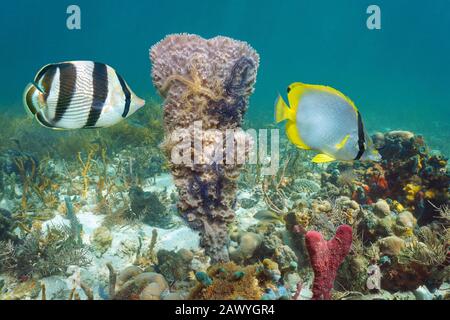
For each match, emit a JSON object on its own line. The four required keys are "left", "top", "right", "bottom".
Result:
{"left": 189, "top": 262, "right": 264, "bottom": 300}
{"left": 305, "top": 225, "right": 353, "bottom": 300}
{"left": 229, "top": 231, "right": 262, "bottom": 263}
{"left": 150, "top": 34, "right": 259, "bottom": 262}
{"left": 0, "top": 225, "right": 90, "bottom": 278}
{"left": 91, "top": 226, "right": 113, "bottom": 255}
{"left": 108, "top": 264, "right": 169, "bottom": 300}
{"left": 156, "top": 248, "right": 194, "bottom": 282}
{"left": 0, "top": 208, "right": 19, "bottom": 242}
{"left": 128, "top": 185, "right": 172, "bottom": 228}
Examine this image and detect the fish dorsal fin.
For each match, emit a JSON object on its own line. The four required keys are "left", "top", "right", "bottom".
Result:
{"left": 335, "top": 134, "right": 350, "bottom": 150}
{"left": 312, "top": 153, "right": 336, "bottom": 163}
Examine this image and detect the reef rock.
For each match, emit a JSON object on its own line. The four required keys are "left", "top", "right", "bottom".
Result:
{"left": 91, "top": 226, "right": 113, "bottom": 255}
{"left": 377, "top": 236, "right": 405, "bottom": 256}
{"left": 157, "top": 248, "right": 194, "bottom": 282}
{"left": 128, "top": 186, "right": 172, "bottom": 228}
{"left": 229, "top": 232, "right": 262, "bottom": 263}
{"left": 114, "top": 266, "right": 168, "bottom": 300}
{"left": 373, "top": 199, "right": 390, "bottom": 217}
{"left": 150, "top": 34, "right": 259, "bottom": 262}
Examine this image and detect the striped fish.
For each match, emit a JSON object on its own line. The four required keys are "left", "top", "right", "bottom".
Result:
{"left": 23, "top": 61, "right": 145, "bottom": 129}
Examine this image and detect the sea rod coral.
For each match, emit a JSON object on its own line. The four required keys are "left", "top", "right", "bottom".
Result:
{"left": 150, "top": 34, "right": 259, "bottom": 262}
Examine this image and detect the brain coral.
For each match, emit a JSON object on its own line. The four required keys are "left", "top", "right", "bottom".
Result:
{"left": 150, "top": 34, "right": 259, "bottom": 263}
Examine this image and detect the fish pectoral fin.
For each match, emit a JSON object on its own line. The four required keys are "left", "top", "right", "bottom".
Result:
{"left": 335, "top": 134, "right": 350, "bottom": 150}
{"left": 274, "top": 94, "right": 294, "bottom": 123}
{"left": 312, "top": 153, "right": 336, "bottom": 163}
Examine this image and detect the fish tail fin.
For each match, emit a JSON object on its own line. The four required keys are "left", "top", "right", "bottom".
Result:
{"left": 274, "top": 94, "right": 294, "bottom": 123}
{"left": 23, "top": 83, "right": 39, "bottom": 117}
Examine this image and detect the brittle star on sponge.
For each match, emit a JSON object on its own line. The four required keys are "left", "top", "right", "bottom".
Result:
{"left": 160, "top": 62, "right": 223, "bottom": 115}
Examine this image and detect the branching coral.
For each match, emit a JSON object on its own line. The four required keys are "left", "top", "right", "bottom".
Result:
{"left": 150, "top": 34, "right": 259, "bottom": 262}
{"left": 77, "top": 146, "right": 96, "bottom": 199}
{"left": 6, "top": 225, "right": 90, "bottom": 278}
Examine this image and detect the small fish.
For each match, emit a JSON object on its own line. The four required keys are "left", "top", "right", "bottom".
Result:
{"left": 23, "top": 61, "right": 145, "bottom": 129}
{"left": 254, "top": 210, "right": 285, "bottom": 224}
{"left": 275, "top": 82, "right": 381, "bottom": 163}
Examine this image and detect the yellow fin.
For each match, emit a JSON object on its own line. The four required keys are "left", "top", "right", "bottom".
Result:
{"left": 287, "top": 82, "right": 308, "bottom": 111}
{"left": 286, "top": 121, "right": 311, "bottom": 150}
{"left": 335, "top": 134, "right": 350, "bottom": 150}
{"left": 274, "top": 95, "right": 294, "bottom": 123}
{"left": 312, "top": 153, "right": 336, "bottom": 163}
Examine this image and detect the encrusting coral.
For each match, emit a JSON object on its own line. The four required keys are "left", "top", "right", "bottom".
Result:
{"left": 150, "top": 34, "right": 259, "bottom": 262}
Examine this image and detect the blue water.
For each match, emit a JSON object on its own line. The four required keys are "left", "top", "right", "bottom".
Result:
{"left": 1, "top": 0, "right": 449, "bottom": 152}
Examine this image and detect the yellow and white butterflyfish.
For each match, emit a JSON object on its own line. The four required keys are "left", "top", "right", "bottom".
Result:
{"left": 275, "top": 82, "right": 381, "bottom": 163}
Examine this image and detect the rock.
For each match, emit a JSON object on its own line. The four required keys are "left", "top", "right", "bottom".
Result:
{"left": 128, "top": 186, "right": 172, "bottom": 228}
{"left": 273, "top": 245, "right": 298, "bottom": 270}
{"left": 376, "top": 215, "right": 395, "bottom": 236}
{"left": 285, "top": 272, "right": 302, "bottom": 293}
{"left": 239, "top": 197, "right": 257, "bottom": 209}
{"left": 40, "top": 276, "right": 70, "bottom": 300}
{"left": 117, "top": 266, "right": 143, "bottom": 287}
{"left": 178, "top": 248, "right": 194, "bottom": 262}
{"left": 157, "top": 249, "right": 193, "bottom": 282}
{"left": 392, "top": 291, "right": 416, "bottom": 300}
{"left": 90, "top": 226, "right": 113, "bottom": 255}
{"left": 394, "top": 211, "right": 417, "bottom": 237}
{"left": 230, "top": 232, "right": 262, "bottom": 262}
{"left": 239, "top": 232, "right": 262, "bottom": 258}
{"left": 114, "top": 271, "right": 168, "bottom": 300}
{"left": 139, "top": 282, "right": 164, "bottom": 300}
{"left": 372, "top": 132, "right": 385, "bottom": 149}
{"left": 413, "top": 285, "right": 433, "bottom": 300}
{"left": 378, "top": 236, "right": 405, "bottom": 256}
{"left": 387, "top": 131, "right": 414, "bottom": 140}
{"left": 373, "top": 199, "right": 390, "bottom": 217}
{"left": 396, "top": 211, "right": 416, "bottom": 228}
{"left": 163, "top": 291, "right": 187, "bottom": 300}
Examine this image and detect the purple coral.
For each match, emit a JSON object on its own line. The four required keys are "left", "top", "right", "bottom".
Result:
{"left": 150, "top": 34, "right": 259, "bottom": 262}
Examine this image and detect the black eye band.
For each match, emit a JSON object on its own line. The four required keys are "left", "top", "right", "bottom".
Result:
{"left": 354, "top": 111, "right": 365, "bottom": 160}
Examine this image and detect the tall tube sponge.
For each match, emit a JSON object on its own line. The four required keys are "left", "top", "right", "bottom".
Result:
{"left": 150, "top": 34, "right": 259, "bottom": 262}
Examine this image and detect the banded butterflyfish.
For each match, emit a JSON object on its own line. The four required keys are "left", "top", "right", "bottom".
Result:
{"left": 23, "top": 61, "right": 145, "bottom": 129}
{"left": 275, "top": 82, "right": 381, "bottom": 163}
